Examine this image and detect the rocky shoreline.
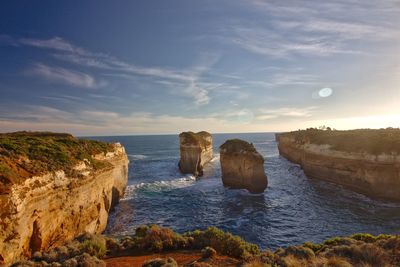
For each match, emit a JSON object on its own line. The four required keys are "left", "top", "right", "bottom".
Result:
{"left": 0, "top": 132, "right": 129, "bottom": 265}
{"left": 2, "top": 130, "right": 400, "bottom": 266}
{"left": 276, "top": 128, "right": 400, "bottom": 201}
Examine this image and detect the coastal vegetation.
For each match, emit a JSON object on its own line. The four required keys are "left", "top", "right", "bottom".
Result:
{"left": 11, "top": 226, "right": 400, "bottom": 266}
{"left": 278, "top": 128, "right": 400, "bottom": 155}
{"left": 0, "top": 131, "right": 114, "bottom": 188}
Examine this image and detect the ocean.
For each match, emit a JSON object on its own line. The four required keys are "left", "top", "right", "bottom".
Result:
{"left": 89, "top": 132, "right": 400, "bottom": 249}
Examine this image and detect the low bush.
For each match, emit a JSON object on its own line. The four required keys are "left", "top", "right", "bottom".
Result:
{"left": 350, "top": 233, "right": 392, "bottom": 243}
{"left": 142, "top": 257, "right": 178, "bottom": 267}
{"left": 280, "top": 245, "right": 315, "bottom": 260}
{"left": 302, "top": 242, "right": 323, "bottom": 253}
{"left": 136, "top": 225, "right": 189, "bottom": 252}
{"left": 80, "top": 235, "right": 107, "bottom": 258}
{"left": 201, "top": 246, "right": 217, "bottom": 259}
{"left": 186, "top": 227, "right": 260, "bottom": 259}
{"left": 325, "top": 243, "right": 388, "bottom": 266}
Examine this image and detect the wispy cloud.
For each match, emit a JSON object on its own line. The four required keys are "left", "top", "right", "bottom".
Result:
{"left": 13, "top": 36, "right": 220, "bottom": 106}
{"left": 27, "top": 63, "right": 103, "bottom": 89}
{"left": 228, "top": 25, "right": 360, "bottom": 58}
{"left": 226, "top": 1, "right": 400, "bottom": 58}
{"left": 256, "top": 106, "right": 318, "bottom": 120}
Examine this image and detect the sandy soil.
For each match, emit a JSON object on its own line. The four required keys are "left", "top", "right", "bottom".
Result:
{"left": 105, "top": 250, "right": 240, "bottom": 267}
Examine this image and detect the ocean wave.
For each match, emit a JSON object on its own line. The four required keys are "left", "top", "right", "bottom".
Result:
{"left": 210, "top": 153, "right": 220, "bottom": 162}
{"left": 128, "top": 154, "right": 148, "bottom": 160}
{"left": 123, "top": 175, "right": 196, "bottom": 199}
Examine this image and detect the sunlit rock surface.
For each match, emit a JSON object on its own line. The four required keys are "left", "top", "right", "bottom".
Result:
{"left": 0, "top": 135, "right": 129, "bottom": 265}
{"left": 276, "top": 129, "right": 400, "bottom": 201}
{"left": 178, "top": 131, "right": 213, "bottom": 177}
{"left": 220, "top": 139, "right": 268, "bottom": 193}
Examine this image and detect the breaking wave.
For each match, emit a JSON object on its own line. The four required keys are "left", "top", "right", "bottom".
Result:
{"left": 123, "top": 175, "right": 196, "bottom": 199}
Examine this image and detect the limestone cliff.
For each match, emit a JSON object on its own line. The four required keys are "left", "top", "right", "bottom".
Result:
{"left": 276, "top": 129, "right": 400, "bottom": 201}
{"left": 0, "top": 132, "right": 129, "bottom": 265}
{"left": 178, "top": 131, "right": 213, "bottom": 177}
{"left": 220, "top": 139, "right": 268, "bottom": 193}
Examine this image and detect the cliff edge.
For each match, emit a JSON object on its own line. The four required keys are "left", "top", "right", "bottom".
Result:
{"left": 178, "top": 131, "right": 213, "bottom": 177}
{"left": 0, "top": 132, "right": 129, "bottom": 265}
{"left": 276, "top": 128, "right": 400, "bottom": 201}
{"left": 220, "top": 139, "right": 268, "bottom": 193}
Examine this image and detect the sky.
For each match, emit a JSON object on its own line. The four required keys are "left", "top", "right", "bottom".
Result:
{"left": 0, "top": 0, "right": 399, "bottom": 136}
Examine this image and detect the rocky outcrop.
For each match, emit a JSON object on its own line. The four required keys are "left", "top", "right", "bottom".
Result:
{"left": 220, "top": 139, "right": 268, "bottom": 193}
{"left": 178, "top": 131, "right": 213, "bottom": 177}
{"left": 0, "top": 141, "right": 129, "bottom": 265}
{"left": 276, "top": 131, "right": 400, "bottom": 201}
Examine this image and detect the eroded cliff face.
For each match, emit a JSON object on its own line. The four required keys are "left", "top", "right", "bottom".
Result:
{"left": 0, "top": 143, "right": 129, "bottom": 265}
{"left": 178, "top": 131, "right": 213, "bottom": 177}
{"left": 220, "top": 139, "right": 268, "bottom": 193}
{"left": 276, "top": 133, "right": 400, "bottom": 201}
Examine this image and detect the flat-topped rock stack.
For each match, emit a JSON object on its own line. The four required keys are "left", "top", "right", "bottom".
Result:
{"left": 178, "top": 131, "right": 213, "bottom": 177}
{"left": 220, "top": 139, "right": 268, "bottom": 193}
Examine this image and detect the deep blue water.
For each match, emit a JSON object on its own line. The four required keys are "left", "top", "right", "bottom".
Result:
{"left": 89, "top": 133, "right": 400, "bottom": 249}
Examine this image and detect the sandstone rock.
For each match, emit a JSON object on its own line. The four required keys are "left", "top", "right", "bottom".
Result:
{"left": 276, "top": 130, "right": 400, "bottom": 201}
{"left": 220, "top": 139, "right": 268, "bottom": 193}
{"left": 178, "top": 131, "right": 213, "bottom": 177}
{"left": 0, "top": 136, "right": 129, "bottom": 265}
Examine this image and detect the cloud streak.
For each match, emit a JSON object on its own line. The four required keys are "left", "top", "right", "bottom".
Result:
{"left": 256, "top": 106, "right": 318, "bottom": 120}
{"left": 14, "top": 36, "right": 219, "bottom": 106}
{"left": 226, "top": 1, "right": 400, "bottom": 58}
{"left": 27, "top": 63, "right": 102, "bottom": 89}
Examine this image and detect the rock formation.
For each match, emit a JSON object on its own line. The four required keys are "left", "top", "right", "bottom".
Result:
{"left": 276, "top": 129, "right": 400, "bottom": 201}
{"left": 0, "top": 132, "right": 129, "bottom": 265}
{"left": 220, "top": 139, "right": 268, "bottom": 193}
{"left": 178, "top": 131, "right": 213, "bottom": 177}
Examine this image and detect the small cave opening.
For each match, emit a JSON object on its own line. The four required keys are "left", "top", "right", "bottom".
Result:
{"left": 29, "top": 220, "right": 42, "bottom": 254}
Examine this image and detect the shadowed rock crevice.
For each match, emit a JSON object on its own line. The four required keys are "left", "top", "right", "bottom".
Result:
{"left": 179, "top": 131, "right": 213, "bottom": 177}
{"left": 29, "top": 220, "right": 42, "bottom": 255}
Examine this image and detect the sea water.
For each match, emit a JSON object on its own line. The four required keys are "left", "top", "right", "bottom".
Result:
{"left": 89, "top": 133, "right": 400, "bottom": 249}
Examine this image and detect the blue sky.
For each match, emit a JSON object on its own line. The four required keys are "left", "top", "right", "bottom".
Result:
{"left": 0, "top": 0, "right": 399, "bottom": 135}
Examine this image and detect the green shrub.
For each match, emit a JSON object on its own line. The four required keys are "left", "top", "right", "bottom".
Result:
{"left": 350, "top": 233, "right": 392, "bottom": 243}
{"left": 186, "top": 227, "right": 260, "bottom": 259}
{"left": 201, "top": 246, "right": 217, "bottom": 258}
{"left": 302, "top": 241, "right": 322, "bottom": 252}
{"left": 136, "top": 225, "right": 188, "bottom": 252}
{"left": 136, "top": 225, "right": 150, "bottom": 237}
{"left": 0, "top": 131, "right": 114, "bottom": 183}
{"left": 282, "top": 246, "right": 315, "bottom": 260}
{"left": 323, "top": 237, "right": 353, "bottom": 246}
{"left": 80, "top": 237, "right": 107, "bottom": 258}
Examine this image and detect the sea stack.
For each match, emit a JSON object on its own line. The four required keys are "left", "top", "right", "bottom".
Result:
{"left": 0, "top": 132, "right": 129, "bottom": 265}
{"left": 220, "top": 139, "right": 268, "bottom": 193}
{"left": 178, "top": 131, "right": 213, "bottom": 177}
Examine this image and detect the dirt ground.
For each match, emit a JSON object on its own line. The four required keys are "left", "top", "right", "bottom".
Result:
{"left": 105, "top": 250, "right": 240, "bottom": 267}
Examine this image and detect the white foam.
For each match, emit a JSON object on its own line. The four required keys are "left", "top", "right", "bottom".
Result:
{"left": 128, "top": 154, "right": 148, "bottom": 160}
{"left": 211, "top": 153, "right": 220, "bottom": 162}
{"left": 123, "top": 175, "right": 196, "bottom": 199}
